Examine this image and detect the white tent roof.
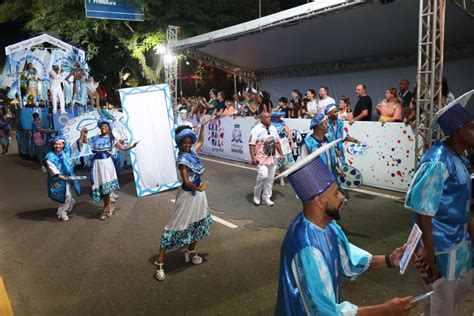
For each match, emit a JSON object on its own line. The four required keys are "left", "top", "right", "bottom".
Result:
{"left": 5, "top": 34, "right": 86, "bottom": 59}
{"left": 172, "top": 0, "right": 474, "bottom": 76}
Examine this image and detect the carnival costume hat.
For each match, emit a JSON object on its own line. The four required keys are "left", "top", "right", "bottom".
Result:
{"left": 324, "top": 103, "right": 338, "bottom": 115}
{"left": 175, "top": 127, "right": 197, "bottom": 146}
{"left": 309, "top": 113, "right": 327, "bottom": 130}
{"left": 276, "top": 139, "right": 341, "bottom": 201}
{"left": 432, "top": 89, "right": 473, "bottom": 136}
{"left": 97, "top": 118, "right": 113, "bottom": 131}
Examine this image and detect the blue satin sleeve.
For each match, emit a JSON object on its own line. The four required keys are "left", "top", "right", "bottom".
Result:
{"left": 405, "top": 161, "right": 447, "bottom": 216}
{"left": 292, "top": 247, "right": 358, "bottom": 315}
{"left": 333, "top": 224, "right": 372, "bottom": 279}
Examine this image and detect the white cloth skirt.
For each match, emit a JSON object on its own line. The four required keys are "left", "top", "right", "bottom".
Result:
{"left": 91, "top": 157, "right": 119, "bottom": 203}
{"left": 160, "top": 188, "right": 212, "bottom": 249}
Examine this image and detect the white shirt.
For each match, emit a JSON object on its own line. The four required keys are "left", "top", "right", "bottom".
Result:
{"left": 306, "top": 100, "right": 318, "bottom": 115}
{"left": 49, "top": 70, "right": 63, "bottom": 90}
{"left": 317, "top": 97, "right": 336, "bottom": 114}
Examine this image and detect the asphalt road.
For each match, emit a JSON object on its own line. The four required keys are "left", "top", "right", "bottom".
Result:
{"left": 0, "top": 140, "right": 473, "bottom": 315}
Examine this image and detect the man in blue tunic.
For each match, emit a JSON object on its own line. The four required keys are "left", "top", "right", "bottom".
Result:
{"left": 324, "top": 103, "right": 360, "bottom": 165}
{"left": 405, "top": 90, "right": 474, "bottom": 315}
{"left": 44, "top": 136, "right": 81, "bottom": 221}
{"left": 275, "top": 141, "right": 416, "bottom": 315}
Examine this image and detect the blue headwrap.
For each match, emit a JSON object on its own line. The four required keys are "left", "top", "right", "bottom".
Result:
{"left": 175, "top": 128, "right": 197, "bottom": 146}
{"left": 97, "top": 118, "right": 113, "bottom": 131}
{"left": 324, "top": 103, "right": 338, "bottom": 115}
{"left": 309, "top": 113, "right": 327, "bottom": 130}
{"left": 271, "top": 112, "right": 286, "bottom": 120}
{"left": 49, "top": 135, "right": 66, "bottom": 144}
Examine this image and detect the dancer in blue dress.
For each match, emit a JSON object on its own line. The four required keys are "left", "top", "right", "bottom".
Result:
{"left": 155, "top": 116, "right": 212, "bottom": 281}
{"left": 275, "top": 141, "right": 416, "bottom": 315}
{"left": 405, "top": 90, "right": 474, "bottom": 316}
{"left": 81, "top": 119, "right": 138, "bottom": 220}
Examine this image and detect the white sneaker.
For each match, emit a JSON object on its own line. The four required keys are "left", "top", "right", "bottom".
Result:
{"left": 110, "top": 196, "right": 116, "bottom": 203}
{"left": 280, "top": 178, "right": 285, "bottom": 186}
{"left": 262, "top": 199, "right": 274, "bottom": 206}
{"left": 66, "top": 199, "right": 75, "bottom": 213}
{"left": 111, "top": 192, "right": 119, "bottom": 199}
{"left": 58, "top": 212, "right": 69, "bottom": 221}
{"left": 253, "top": 197, "right": 261, "bottom": 206}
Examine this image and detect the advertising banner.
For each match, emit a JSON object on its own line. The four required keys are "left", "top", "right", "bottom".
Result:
{"left": 191, "top": 116, "right": 416, "bottom": 191}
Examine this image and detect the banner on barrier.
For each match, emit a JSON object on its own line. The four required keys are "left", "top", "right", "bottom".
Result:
{"left": 191, "top": 116, "right": 416, "bottom": 191}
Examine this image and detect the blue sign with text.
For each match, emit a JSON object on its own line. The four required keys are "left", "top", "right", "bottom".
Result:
{"left": 85, "top": 0, "right": 144, "bottom": 21}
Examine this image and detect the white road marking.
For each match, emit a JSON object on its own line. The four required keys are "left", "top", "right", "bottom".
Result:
{"left": 346, "top": 188, "right": 405, "bottom": 201}
{"left": 170, "top": 199, "right": 238, "bottom": 229}
{"left": 210, "top": 215, "right": 238, "bottom": 229}
{"left": 200, "top": 156, "right": 257, "bottom": 171}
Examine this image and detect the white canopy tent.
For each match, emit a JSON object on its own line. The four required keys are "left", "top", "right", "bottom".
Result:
{"left": 172, "top": 0, "right": 474, "bottom": 108}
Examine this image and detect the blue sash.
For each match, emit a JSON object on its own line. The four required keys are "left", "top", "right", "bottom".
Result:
{"left": 181, "top": 178, "right": 202, "bottom": 196}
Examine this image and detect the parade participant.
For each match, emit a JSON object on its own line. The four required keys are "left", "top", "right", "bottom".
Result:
{"left": 249, "top": 112, "right": 285, "bottom": 206}
{"left": 301, "top": 113, "right": 342, "bottom": 181}
{"left": 85, "top": 76, "right": 100, "bottom": 108}
{"left": 44, "top": 136, "right": 80, "bottom": 221}
{"left": 0, "top": 113, "right": 12, "bottom": 154}
{"left": 405, "top": 90, "right": 474, "bottom": 316}
{"left": 20, "top": 63, "right": 42, "bottom": 106}
{"left": 66, "top": 62, "right": 86, "bottom": 105}
{"left": 81, "top": 119, "right": 138, "bottom": 220}
{"left": 154, "top": 116, "right": 212, "bottom": 281}
{"left": 32, "top": 112, "right": 55, "bottom": 172}
{"left": 271, "top": 112, "right": 295, "bottom": 186}
{"left": 49, "top": 65, "right": 66, "bottom": 114}
{"left": 325, "top": 103, "right": 360, "bottom": 165}
{"left": 176, "top": 108, "right": 193, "bottom": 128}
{"left": 275, "top": 142, "right": 416, "bottom": 315}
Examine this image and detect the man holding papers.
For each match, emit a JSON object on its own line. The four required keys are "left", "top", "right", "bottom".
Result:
{"left": 405, "top": 90, "right": 474, "bottom": 315}
{"left": 275, "top": 140, "right": 416, "bottom": 315}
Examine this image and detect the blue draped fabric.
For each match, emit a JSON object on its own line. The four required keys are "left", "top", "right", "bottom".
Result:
{"left": 405, "top": 140, "right": 472, "bottom": 280}
{"left": 176, "top": 150, "right": 205, "bottom": 196}
{"left": 272, "top": 120, "right": 288, "bottom": 139}
{"left": 327, "top": 119, "right": 346, "bottom": 164}
{"left": 276, "top": 213, "right": 371, "bottom": 315}
{"left": 45, "top": 145, "right": 80, "bottom": 203}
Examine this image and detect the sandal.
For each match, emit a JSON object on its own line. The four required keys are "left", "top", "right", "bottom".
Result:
{"left": 154, "top": 262, "right": 166, "bottom": 281}
{"left": 184, "top": 249, "right": 202, "bottom": 265}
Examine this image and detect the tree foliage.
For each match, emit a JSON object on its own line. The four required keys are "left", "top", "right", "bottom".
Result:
{"left": 0, "top": 0, "right": 280, "bottom": 85}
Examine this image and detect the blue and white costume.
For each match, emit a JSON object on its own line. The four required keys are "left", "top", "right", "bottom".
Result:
{"left": 303, "top": 135, "right": 338, "bottom": 175}
{"left": 276, "top": 214, "right": 372, "bottom": 315}
{"left": 405, "top": 90, "right": 474, "bottom": 316}
{"left": 275, "top": 140, "right": 373, "bottom": 316}
{"left": 272, "top": 113, "right": 295, "bottom": 169}
{"left": 160, "top": 133, "right": 212, "bottom": 249}
{"left": 88, "top": 120, "right": 120, "bottom": 203}
{"left": 44, "top": 137, "right": 80, "bottom": 220}
{"left": 406, "top": 140, "right": 472, "bottom": 281}
{"left": 327, "top": 118, "right": 347, "bottom": 165}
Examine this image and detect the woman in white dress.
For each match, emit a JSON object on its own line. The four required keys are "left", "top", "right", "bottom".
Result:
{"left": 82, "top": 119, "right": 138, "bottom": 220}
{"left": 154, "top": 116, "right": 212, "bottom": 281}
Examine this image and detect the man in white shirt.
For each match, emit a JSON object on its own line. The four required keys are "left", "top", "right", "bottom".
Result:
{"left": 317, "top": 86, "right": 336, "bottom": 115}
{"left": 49, "top": 65, "right": 66, "bottom": 114}
{"left": 249, "top": 112, "right": 284, "bottom": 206}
